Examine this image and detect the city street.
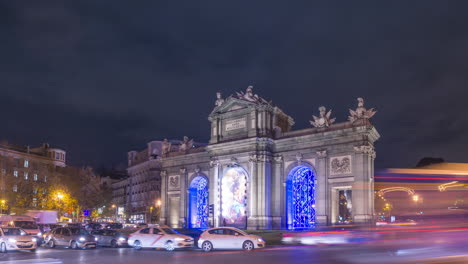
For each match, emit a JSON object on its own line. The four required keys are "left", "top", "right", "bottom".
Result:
{"left": 1, "top": 227, "right": 468, "bottom": 264}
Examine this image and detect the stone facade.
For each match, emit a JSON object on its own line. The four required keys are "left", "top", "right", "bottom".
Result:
{"left": 117, "top": 87, "right": 380, "bottom": 229}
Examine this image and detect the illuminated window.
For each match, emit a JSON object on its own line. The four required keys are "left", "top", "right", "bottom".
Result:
{"left": 13, "top": 185, "right": 17, "bottom": 192}
{"left": 24, "top": 172, "right": 28, "bottom": 180}
{"left": 286, "top": 166, "right": 316, "bottom": 230}
{"left": 44, "top": 175, "right": 47, "bottom": 182}
{"left": 32, "top": 198, "right": 37, "bottom": 207}
{"left": 13, "top": 170, "right": 18, "bottom": 177}
{"left": 34, "top": 173, "right": 38, "bottom": 181}
{"left": 24, "top": 160, "right": 29, "bottom": 168}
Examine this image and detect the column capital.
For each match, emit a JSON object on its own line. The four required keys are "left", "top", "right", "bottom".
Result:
{"left": 316, "top": 150, "right": 327, "bottom": 159}
{"left": 209, "top": 157, "right": 219, "bottom": 168}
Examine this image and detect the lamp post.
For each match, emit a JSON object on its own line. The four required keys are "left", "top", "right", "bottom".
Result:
{"left": 156, "top": 200, "right": 161, "bottom": 223}
{"left": 112, "top": 204, "right": 117, "bottom": 222}
{"left": 0, "top": 200, "right": 6, "bottom": 215}
{"left": 57, "top": 193, "right": 64, "bottom": 221}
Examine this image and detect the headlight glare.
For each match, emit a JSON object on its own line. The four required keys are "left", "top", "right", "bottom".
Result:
{"left": 79, "top": 237, "right": 86, "bottom": 242}
{"left": 32, "top": 238, "right": 37, "bottom": 242}
{"left": 8, "top": 238, "right": 16, "bottom": 243}
{"left": 175, "top": 238, "right": 185, "bottom": 241}
{"left": 118, "top": 237, "right": 126, "bottom": 241}
{"left": 37, "top": 232, "right": 42, "bottom": 236}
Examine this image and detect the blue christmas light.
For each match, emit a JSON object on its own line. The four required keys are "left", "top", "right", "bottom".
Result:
{"left": 195, "top": 178, "right": 208, "bottom": 228}
{"left": 290, "top": 167, "right": 315, "bottom": 229}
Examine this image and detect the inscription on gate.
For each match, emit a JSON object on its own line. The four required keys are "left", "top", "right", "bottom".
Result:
{"left": 225, "top": 118, "right": 246, "bottom": 131}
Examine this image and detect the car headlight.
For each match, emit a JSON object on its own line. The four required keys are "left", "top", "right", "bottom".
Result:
{"left": 175, "top": 238, "right": 185, "bottom": 241}
{"left": 8, "top": 238, "right": 16, "bottom": 243}
{"left": 32, "top": 238, "right": 37, "bottom": 242}
{"left": 95, "top": 237, "right": 98, "bottom": 241}
{"left": 37, "top": 232, "right": 42, "bottom": 236}
{"left": 118, "top": 237, "right": 126, "bottom": 241}
{"left": 79, "top": 237, "right": 86, "bottom": 242}
{"left": 257, "top": 238, "right": 264, "bottom": 242}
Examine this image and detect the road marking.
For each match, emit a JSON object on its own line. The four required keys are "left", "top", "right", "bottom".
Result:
{"left": 0, "top": 258, "right": 62, "bottom": 264}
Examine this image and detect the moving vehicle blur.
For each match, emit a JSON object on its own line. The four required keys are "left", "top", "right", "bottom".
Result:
{"left": 198, "top": 227, "right": 265, "bottom": 252}
{"left": 91, "top": 229, "right": 128, "bottom": 247}
{"left": 0, "top": 227, "right": 37, "bottom": 253}
{"left": 128, "top": 226, "right": 193, "bottom": 251}
{"left": 44, "top": 227, "right": 97, "bottom": 249}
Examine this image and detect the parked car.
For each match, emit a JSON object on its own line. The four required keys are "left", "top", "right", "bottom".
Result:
{"left": 175, "top": 228, "right": 205, "bottom": 247}
{"left": 85, "top": 223, "right": 102, "bottom": 231}
{"left": 44, "top": 227, "right": 97, "bottom": 249}
{"left": 91, "top": 229, "right": 128, "bottom": 247}
{"left": 128, "top": 226, "right": 193, "bottom": 251}
{"left": 105, "top": 223, "right": 123, "bottom": 230}
{"left": 0, "top": 227, "right": 37, "bottom": 253}
{"left": 198, "top": 227, "right": 265, "bottom": 252}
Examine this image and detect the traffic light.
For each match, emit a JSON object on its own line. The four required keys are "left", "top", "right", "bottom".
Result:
{"left": 208, "top": 204, "right": 214, "bottom": 215}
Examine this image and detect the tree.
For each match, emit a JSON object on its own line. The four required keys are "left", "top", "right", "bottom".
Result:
{"left": 416, "top": 157, "right": 445, "bottom": 168}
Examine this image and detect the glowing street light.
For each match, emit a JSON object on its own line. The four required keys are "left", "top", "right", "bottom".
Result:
{"left": 412, "top": 195, "right": 419, "bottom": 202}
{"left": 0, "top": 200, "right": 6, "bottom": 215}
{"left": 57, "top": 193, "right": 64, "bottom": 200}
{"left": 156, "top": 200, "right": 161, "bottom": 207}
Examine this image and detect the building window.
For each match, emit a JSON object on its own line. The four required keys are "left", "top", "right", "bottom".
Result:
{"left": 13, "top": 170, "right": 18, "bottom": 177}
{"left": 1, "top": 169, "right": 5, "bottom": 174}
{"left": 34, "top": 173, "right": 38, "bottom": 181}
{"left": 33, "top": 198, "right": 37, "bottom": 207}
{"left": 33, "top": 188, "right": 38, "bottom": 194}
{"left": 24, "top": 160, "right": 29, "bottom": 168}
{"left": 24, "top": 172, "right": 28, "bottom": 180}
{"left": 13, "top": 185, "right": 17, "bottom": 192}
{"left": 55, "top": 153, "right": 60, "bottom": 160}
{"left": 44, "top": 175, "right": 47, "bottom": 182}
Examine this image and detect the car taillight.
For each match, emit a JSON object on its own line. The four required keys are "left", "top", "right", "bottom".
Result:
{"left": 128, "top": 234, "right": 132, "bottom": 238}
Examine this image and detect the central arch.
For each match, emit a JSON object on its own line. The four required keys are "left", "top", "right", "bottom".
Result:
{"left": 286, "top": 166, "right": 316, "bottom": 230}
{"left": 221, "top": 167, "right": 248, "bottom": 229}
{"left": 188, "top": 176, "right": 209, "bottom": 228}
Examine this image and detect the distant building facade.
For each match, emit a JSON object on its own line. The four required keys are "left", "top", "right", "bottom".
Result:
{"left": 115, "top": 86, "right": 380, "bottom": 229}
{"left": 0, "top": 142, "right": 66, "bottom": 213}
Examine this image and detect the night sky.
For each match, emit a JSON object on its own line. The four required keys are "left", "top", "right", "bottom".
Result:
{"left": 1, "top": 1, "right": 468, "bottom": 170}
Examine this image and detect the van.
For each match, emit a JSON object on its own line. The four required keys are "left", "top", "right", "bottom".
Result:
{"left": 0, "top": 215, "right": 42, "bottom": 237}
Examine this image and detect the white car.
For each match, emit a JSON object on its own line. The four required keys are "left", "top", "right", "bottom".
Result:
{"left": 0, "top": 227, "right": 37, "bottom": 253}
{"left": 198, "top": 227, "right": 265, "bottom": 252}
{"left": 128, "top": 226, "right": 193, "bottom": 251}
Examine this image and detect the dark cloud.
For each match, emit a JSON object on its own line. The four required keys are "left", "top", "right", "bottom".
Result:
{"left": 1, "top": 0, "right": 468, "bottom": 169}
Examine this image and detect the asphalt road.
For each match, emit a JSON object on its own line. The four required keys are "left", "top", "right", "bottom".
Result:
{"left": 0, "top": 243, "right": 467, "bottom": 264}
{"left": 1, "top": 227, "right": 468, "bottom": 264}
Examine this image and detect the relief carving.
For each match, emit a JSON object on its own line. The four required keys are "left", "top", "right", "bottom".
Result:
{"left": 169, "top": 175, "right": 180, "bottom": 188}
{"left": 330, "top": 155, "right": 352, "bottom": 175}
{"left": 316, "top": 150, "right": 327, "bottom": 158}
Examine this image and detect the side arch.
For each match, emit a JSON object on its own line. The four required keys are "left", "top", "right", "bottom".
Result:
{"left": 285, "top": 163, "right": 317, "bottom": 230}
{"left": 188, "top": 174, "right": 209, "bottom": 228}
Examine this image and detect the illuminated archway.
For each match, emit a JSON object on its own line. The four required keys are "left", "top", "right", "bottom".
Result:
{"left": 286, "top": 166, "right": 316, "bottom": 230}
{"left": 188, "top": 176, "right": 209, "bottom": 228}
{"left": 221, "top": 167, "right": 248, "bottom": 229}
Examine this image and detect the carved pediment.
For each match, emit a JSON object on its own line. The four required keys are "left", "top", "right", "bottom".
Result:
{"left": 209, "top": 97, "right": 255, "bottom": 119}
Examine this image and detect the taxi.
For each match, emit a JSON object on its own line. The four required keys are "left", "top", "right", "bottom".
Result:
{"left": 128, "top": 226, "right": 193, "bottom": 251}
{"left": 0, "top": 227, "right": 37, "bottom": 253}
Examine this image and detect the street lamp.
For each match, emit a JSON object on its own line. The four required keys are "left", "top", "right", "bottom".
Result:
{"left": 112, "top": 204, "right": 117, "bottom": 222}
{"left": 57, "top": 193, "right": 64, "bottom": 221}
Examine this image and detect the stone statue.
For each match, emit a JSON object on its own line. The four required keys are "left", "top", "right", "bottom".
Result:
{"left": 235, "top": 85, "right": 269, "bottom": 104}
{"left": 179, "top": 136, "right": 194, "bottom": 152}
{"left": 310, "top": 106, "right": 336, "bottom": 128}
{"left": 348, "top": 97, "right": 376, "bottom": 122}
{"left": 215, "top": 92, "right": 225, "bottom": 106}
{"left": 162, "top": 138, "right": 171, "bottom": 157}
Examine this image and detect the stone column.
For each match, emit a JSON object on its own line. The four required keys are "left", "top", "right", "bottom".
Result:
{"left": 315, "top": 150, "right": 328, "bottom": 225}
{"left": 247, "top": 154, "right": 258, "bottom": 229}
{"left": 159, "top": 170, "right": 167, "bottom": 225}
{"left": 271, "top": 155, "right": 283, "bottom": 229}
{"left": 248, "top": 153, "right": 273, "bottom": 230}
{"left": 179, "top": 168, "right": 187, "bottom": 228}
{"left": 209, "top": 158, "right": 220, "bottom": 227}
{"left": 352, "top": 145, "right": 375, "bottom": 223}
